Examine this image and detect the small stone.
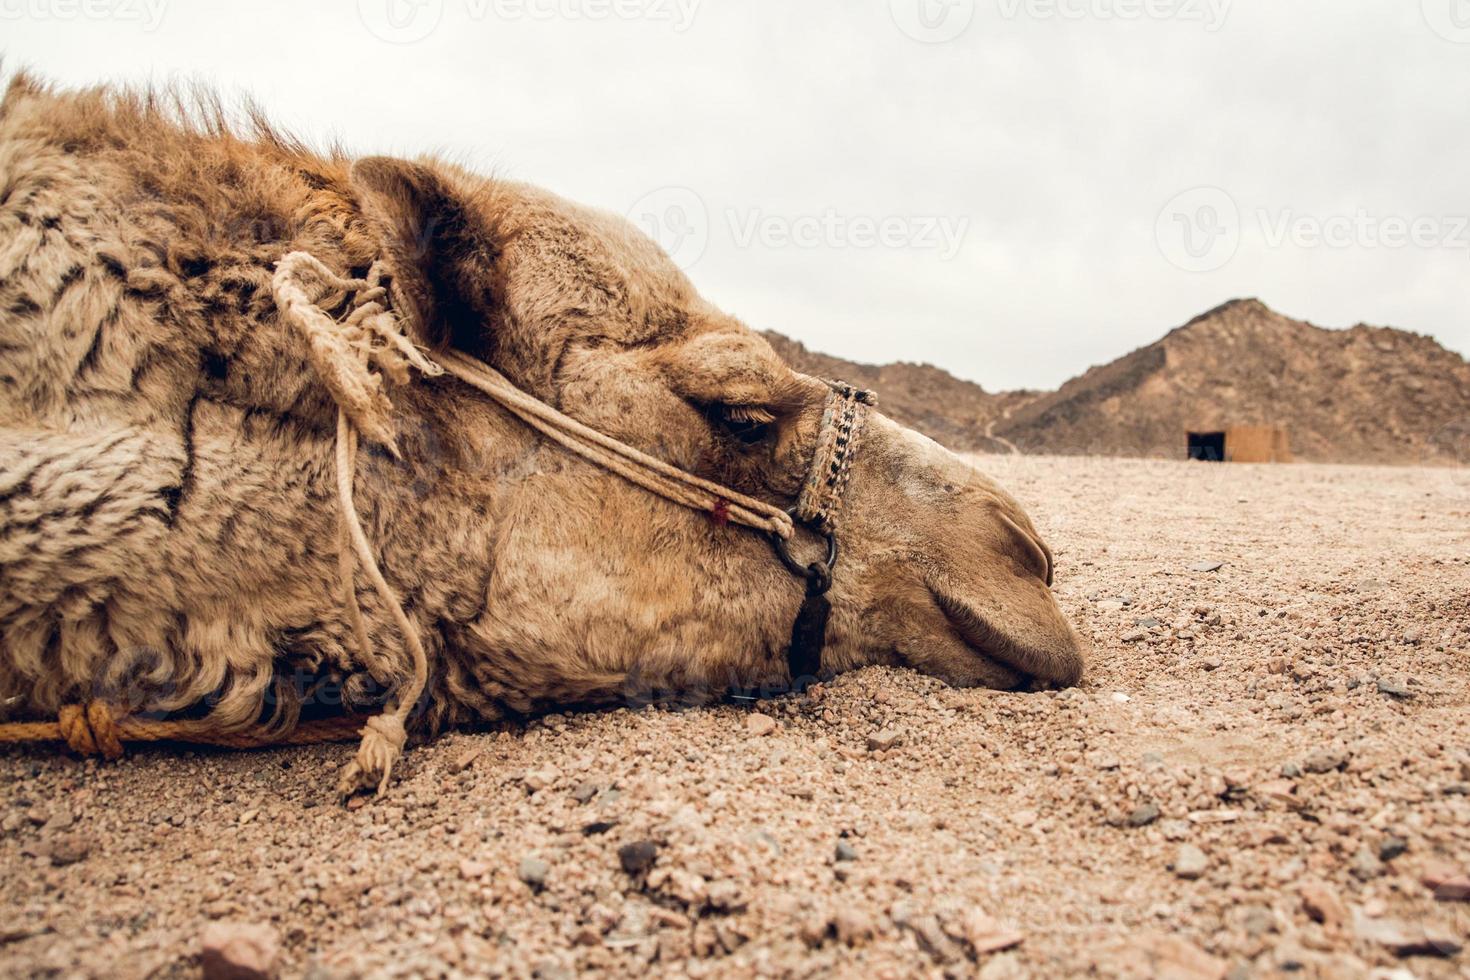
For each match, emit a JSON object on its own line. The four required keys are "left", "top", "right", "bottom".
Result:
{"left": 1402, "top": 626, "right": 1423, "bottom": 645}
{"left": 1299, "top": 881, "right": 1347, "bottom": 930}
{"left": 518, "top": 856, "right": 550, "bottom": 888}
{"left": 1350, "top": 848, "right": 1384, "bottom": 881}
{"left": 867, "top": 729, "right": 902, "bottom": 752}
{"left": 1422, "top": 867, "right": 1470, "bottom": 901}
{"left": 1376, "top": 678, "right": 1414, "bottom": 700}
{"left": 1173, "top": 844, "right": 1209, "bottom": 880}
{"left": 570, "top": 781, "right": 599, "bottom": 804}
{"left": 745, "top": 713, "right": 777, "bottom": 737}
{"left": 46, "top": 832, "right": 92, "bottom": 867}
{"left": 1011, "top": 809, "right": 1038, "bottom": 828}
{"left": 1377, "top": 836, "right": 1408, "bottom": 862}
{"left": 1355, "top": 913, "right": 1462, "bottom": 957}
{"left": 962, "top": 911, "right": 1024, "bottom": 955}
{"left": 1189, "top": 561, "right": 1225, "bottom": 573}
{"left": 618, "top": 840, "right": 658, "bottom": 876}
{"left": 458, "top": 858, "right": 489, "bottom": 880}
{"left": 450, "top": 745, "right": 483, "bottom": 773}
{"left": 1128, "top": 803, "right": 1161, "bottom": 827}
{"left": 1301, "top": 750, "right": 1347, "bottom": 774}
{"left": 832, "top": 908, "right": 874, "bottom": 946}
{"left": 200, "top": 921, "right": 280, "bottom": 980}
{"left": 834, "top": 840, "right": 859, "bottom": 862}
{"left": 706, "top": 879, "right": 745, "bottom": 912}
{"left": 522, "top": 767, "right": 561, "bottom": 793}
{"left": 1280, "top": 763, "right": 1302, "bottom": 779}
{"left": 1121, "top": 629, "right": 1148, "bottom": 643}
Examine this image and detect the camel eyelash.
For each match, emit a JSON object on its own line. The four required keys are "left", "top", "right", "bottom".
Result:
{"left": 722, "top": 405, "right": 778, "bottom": 425}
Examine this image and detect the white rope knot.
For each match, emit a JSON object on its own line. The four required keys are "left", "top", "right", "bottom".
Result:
{"left": 336, "top": 713, "right": 408, "bottom": 798}
{"left": 273, "top": 251, "right": 442, "bottom": 455}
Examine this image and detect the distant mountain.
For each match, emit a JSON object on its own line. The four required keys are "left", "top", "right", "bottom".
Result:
{"left": 761, "top": 332, "right": 1034, "bottom": 454}
{"left": 767, "top": 300, "right": 1470, "bottom": 464}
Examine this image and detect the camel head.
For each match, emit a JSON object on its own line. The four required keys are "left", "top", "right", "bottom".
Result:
{"left": 350, "top": 158, "right": 1087, "bottom": 711}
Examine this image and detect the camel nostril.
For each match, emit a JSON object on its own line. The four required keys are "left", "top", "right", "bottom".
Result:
{"left": 928, "top": 575, "right": 1085, "bottom": 687}
{"left": 998, "top": 513, "right": 1053, "bottom": 586}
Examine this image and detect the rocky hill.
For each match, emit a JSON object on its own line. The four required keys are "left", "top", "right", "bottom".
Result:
{"left": 760, "top": 332, "right": 1034, "bottom": 455}
{"left": 768, "top": 300, "right": 1470, "bottom": 464}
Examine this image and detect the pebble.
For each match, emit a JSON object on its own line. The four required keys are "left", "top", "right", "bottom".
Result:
{"left": 1127, "top": 803, "right": 1160, "bottom": 827}
{"left": 746, "top": 713, "right": 777, "bottom": 737}
{"left": 517, "top": 856, "right": 550, "bottom": 888}
{"left": 458, "top": 858, "right": 489, "bottom": 880}
{"left": 1376, "top": 678, "right": 1414, "bottom": 700}
{"left": 1349, "top": 848, "right": 1384, "bottom": 881}
{"left": 200, "top": 921, "right": 280, "bottom": 980}
{"left": 1121, "top": 629, "right": 1147, "bottom": 643}
{"left": 961, "top": 911, "right": 1024, "bottom": 955}
{"left": 1355, "top": 914, "right": 1462, "bottom": 958}
{"left": 834, "top": 840, "right": 859, "bottom": 862}
{"left": 1172, "top": 844, "right": 1209, "bottom": 880}
{"left": 1298, "top": 882, "right": 1347, "bottom": 930}
{"left": 1301, "top": 750, "right": 1347, "bottom": 774}
{"left": 1377, "top": 836, "right": 1407, "bottom": 862}
{"left": 618, "top": 840, "right": 659, "bottom": 876}
{"left": 46, "top": 832, "right": 92, "bottom": 867}
{"left": 1189, "top": 561, "right": 1225, "bottom": 573}
{"left": 832, "top": 908, "right": 875, "bottom": 946}
{"left": 867, "top": 729, "right": 902, "bottom": 752}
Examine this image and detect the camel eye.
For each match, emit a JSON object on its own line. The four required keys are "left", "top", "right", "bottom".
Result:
{"left": 719, "top": 405, "right": 776, "bottom": 446}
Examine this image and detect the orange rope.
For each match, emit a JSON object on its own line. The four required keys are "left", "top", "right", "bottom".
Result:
{"left": 0, "top": 704, "right": 367, "bottom": 757}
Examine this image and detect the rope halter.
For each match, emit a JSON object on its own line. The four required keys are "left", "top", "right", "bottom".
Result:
{"left": 269, "top": 251, "right": 874, "bottom": 798}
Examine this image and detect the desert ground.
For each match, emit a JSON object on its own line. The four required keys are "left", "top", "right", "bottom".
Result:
{"left": 2, "top": 454, "right": 1468, "bottom": 979}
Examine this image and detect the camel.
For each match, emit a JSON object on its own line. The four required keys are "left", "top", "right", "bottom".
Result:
{"left": 0, "top": 73, "right": 1087, "bottom": 795}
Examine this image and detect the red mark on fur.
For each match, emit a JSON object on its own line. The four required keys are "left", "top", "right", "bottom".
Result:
{"left": 710, "top": 499, "right": 731, "bottom": 526}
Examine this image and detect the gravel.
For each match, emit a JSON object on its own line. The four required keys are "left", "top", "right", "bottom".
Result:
{"left": 1, "top": 455, "right": 1467, "bottom": 978}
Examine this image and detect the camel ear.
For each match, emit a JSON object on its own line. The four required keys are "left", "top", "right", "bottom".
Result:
{"left": 350, "top": 156, "right": 499, "bottom": 359}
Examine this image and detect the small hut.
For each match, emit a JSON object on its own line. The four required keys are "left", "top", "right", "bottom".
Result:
{"left": 1186, "top": 426, "right": 1291, "bottom": 463}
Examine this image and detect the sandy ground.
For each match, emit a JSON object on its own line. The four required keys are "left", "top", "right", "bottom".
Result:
{"left": 2, "top": 455, "right": 1468, "bottom": 979}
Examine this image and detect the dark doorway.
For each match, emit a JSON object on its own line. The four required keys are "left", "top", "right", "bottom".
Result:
{"left": 1188, "top": 431, "right": 1226, "bottom": 461}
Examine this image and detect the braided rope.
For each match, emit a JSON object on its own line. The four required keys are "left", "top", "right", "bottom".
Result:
{"left": 0, "top": 704, "right": 367, "bottom": 755}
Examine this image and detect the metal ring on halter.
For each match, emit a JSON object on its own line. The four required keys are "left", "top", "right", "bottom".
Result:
{"left": 771, "top": 508, "right": 838, "bottom": 589}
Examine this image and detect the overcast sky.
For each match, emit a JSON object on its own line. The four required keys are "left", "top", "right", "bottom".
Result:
{"left": 6, "top": 0, "right": 1467, "bottom": 390}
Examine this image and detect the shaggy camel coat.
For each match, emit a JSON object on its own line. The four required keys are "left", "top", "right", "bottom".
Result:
{"left": 0, "top": 75, "right": 1085, "bottom": 744}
